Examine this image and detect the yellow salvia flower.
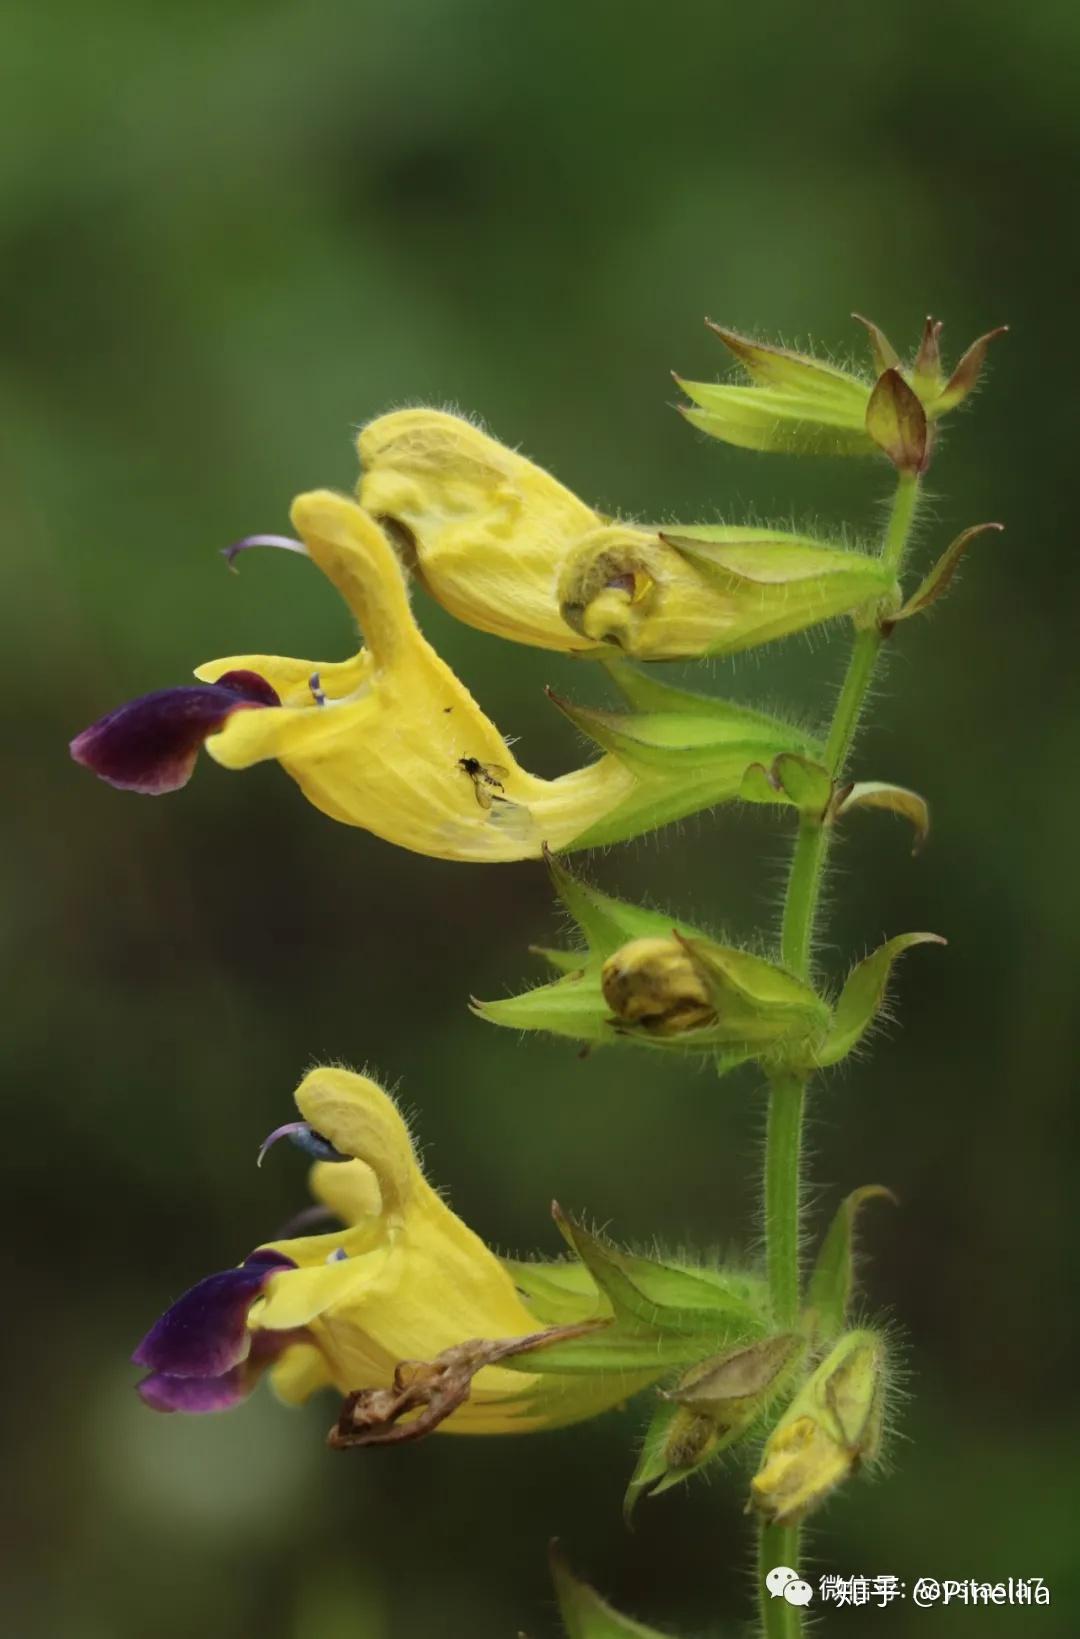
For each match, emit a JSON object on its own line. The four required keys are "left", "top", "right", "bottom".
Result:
{"left": 356, "top": 409, "right": 896, "bottom": 660}
{"left": 72, "top": 491, "right": 636, "bottom": 862}
{"left": 133, "top": 1068, "right": 655, "bottom": 1436}
{"left": 196, "top": 492, "right": 639, "bottom": 860}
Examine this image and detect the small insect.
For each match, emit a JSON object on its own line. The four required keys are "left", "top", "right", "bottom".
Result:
{"left": 458, "top": 755, "right": 509, "bottom": 809}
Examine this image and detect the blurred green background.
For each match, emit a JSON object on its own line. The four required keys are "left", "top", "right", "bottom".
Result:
{"left": 4, "top": 1, "right": 1077, "bottom": 1635}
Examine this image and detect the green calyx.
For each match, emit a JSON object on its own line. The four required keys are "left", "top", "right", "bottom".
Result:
{"left": 475, "top": 857, "right": 944, "bottom": 1072}
{"left": 550, "top": 665, "right": 829, "bottom": 850}
{"left": 677, "top": 315, "right": 1006, "bottom": 470}
{"left": 472, "top": 854, "right": 829, "bottom": 1068}
{"left": 503, "top": 1206, "right": 771, "bottom": 1378}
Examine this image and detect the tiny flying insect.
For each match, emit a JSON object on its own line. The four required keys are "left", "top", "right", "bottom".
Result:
{"left": 458, "top": 755, "right": 510, "bottom": 810}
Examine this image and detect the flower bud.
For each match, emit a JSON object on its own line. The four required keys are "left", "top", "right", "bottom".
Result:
{"left": 478, "top": 857, "right": 831, "bottom": 1066}
{"left": 558, "top": 524, "right": 895, "bottom": 661}
{"left": 749, "top": 1330, "right": 887, "bottom": 1526}
{"left": 680, "top": 316, "right": 1005, "bottom": 469}
{"left": 601, "top": 937, "right": 715, "bottom": 1036}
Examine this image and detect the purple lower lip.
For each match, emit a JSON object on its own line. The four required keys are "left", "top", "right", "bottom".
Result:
{"left": 70, "top": 672, "right": 280, "bottom": 795}
{"left": 132, "top": 1248, "right": 295, "bottom": 1379}
{"left": 136, "top": 1326, "right": 307, "bottom": 1415}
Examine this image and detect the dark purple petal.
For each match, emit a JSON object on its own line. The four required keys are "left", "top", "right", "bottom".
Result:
{"left": 132, "top": 1249, "right": 295, "bottom": 1378}
{"left": 136, "top": 1327, "right": 307, "bottom": 1415}
{"left": 137, "top": 1365, "right": 253, "bottom": 1413}
{"left": 70, "top": 674, "right": 280, "bottom": 795}
{"left": 213, "top": 669, "right": 283, "bottom": 707}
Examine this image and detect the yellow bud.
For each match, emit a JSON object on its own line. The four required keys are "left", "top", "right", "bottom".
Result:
{"left": 601, "top": 937, "right": 716, "bottom": 1036}
{"left": 749, "top": 1330, "right": 886, "bottom": 1526}
{"left": 558, "top": 526, "right": 732, "bottom": 659}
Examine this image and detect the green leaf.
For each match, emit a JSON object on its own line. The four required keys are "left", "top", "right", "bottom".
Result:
{"left": 804, "top": 1186, "right": 897, "bottom": 1346}
{"left": 550, "top": 1545, "right": 671, "bottom": 1639}
{"left": 865, "top": 367, "right": 928, "bottom": 472}
{"left": 815, "top": 932, "right": 947, "bottom": 1067}
{"left": 829, "top": 780, "right": 930, "bottom": 853}
{"left": 885, "top": 522, "right": 1003, "bottom": 630}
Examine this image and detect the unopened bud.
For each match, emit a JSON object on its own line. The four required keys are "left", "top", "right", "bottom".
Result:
{"left": 749, "top": 1330, "right": 886, "bottom": 1526}
{"left": 601, "top": 937, "right": 715, "bottom": 1036}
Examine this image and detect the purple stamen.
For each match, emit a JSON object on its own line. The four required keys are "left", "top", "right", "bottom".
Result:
{"left": 309, "top": 672, "right": 327, "bottom": 707}
{"left": 257, "top": 1121, "right": 350, "bottom": 1168}
{"left": 221, "top": 533, "right": 309, "bottom": 572}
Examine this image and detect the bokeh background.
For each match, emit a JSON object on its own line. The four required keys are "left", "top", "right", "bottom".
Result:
{"left": 4, "top": 2, "right": 1078, "bottom": 1635}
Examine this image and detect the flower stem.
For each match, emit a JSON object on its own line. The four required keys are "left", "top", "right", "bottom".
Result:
{"left": 756, "top": 469, "right": 920, "bottom": 1638}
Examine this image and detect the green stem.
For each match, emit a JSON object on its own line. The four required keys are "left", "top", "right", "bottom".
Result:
{"left": 757, "top": 469, "right": 919, "bottom": 1639}
{"left": 763, "top": 1072, "right": 804, "bottom": 1327}
{"left": 759, "top": 1523, "right": 802, "bottom": 1639}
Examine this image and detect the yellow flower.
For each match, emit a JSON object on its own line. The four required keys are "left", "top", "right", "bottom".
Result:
{"left": 356, "top": 409, "right": 897, "bottom": 659}
{"left": 198, "top": 492, "right": 643, "bottom": 859}
{"left": 72, "top": 491, "right": 636, "bottom": 861}
{"left": 133, "top": 1067, "right": 654, "bottom": 1436}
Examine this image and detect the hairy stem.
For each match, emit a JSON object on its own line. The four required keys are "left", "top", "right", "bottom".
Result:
{"left": 757, "top": 470, "right": 919, "bottom": 1639}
